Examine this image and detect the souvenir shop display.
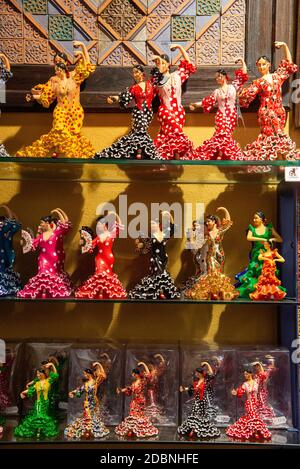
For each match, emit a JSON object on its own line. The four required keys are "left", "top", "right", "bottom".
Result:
{"left": 151, "top": 44, "right": 197, "bottom": 160}
{"left": 16, "top": 42, "right": 95, "bottom": 159}
{"left": 0, "top": 53, "right": 13, "bottom": 158}
{"left": 18, "top": 208, "right": 72, "bottom": 299}
{"left": 178, "top": 362, "right": 221, "bottom": 439}
{"left": 126, "top": 346, "right": 178, "bottom": 425}
{"left": 115, "top": 368, "right": 159, "bottom": 438}
{"left": 235, "top": 212, "right": 283, "bottom": 299}
{"left": 239, "top": 41, "right": 299, "bottom": 161}
{"left": 190, "top": 59, "right": 248, "bottom": 160}
{"left": 64, "top": 361, "right": 110, "bottom": 439}
{"left": 128, "top": 211, "right": 180, "bottom": 299}
{"left": 185, "top": 207, "right": 239, "bottom": 300}
{"left": 75, "top": 212, "right": 127, "bottom": 299}
{"left": 14, "top": 361, "right": 59, "bottom": 439}
{"left": 95, "top": 65, "right": 161, "bottom": 160}
{"left": 0, "top": 205, "right": 21, "bottom": 297}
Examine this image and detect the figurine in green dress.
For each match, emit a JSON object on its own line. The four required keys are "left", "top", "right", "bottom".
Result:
{"left": 235, "top": 212, "right": 282, "bottom": 298}
{"left": 14, "top": 362, "right": 59, "bottom": 439}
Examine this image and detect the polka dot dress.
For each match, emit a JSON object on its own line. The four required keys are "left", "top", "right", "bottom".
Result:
{"left": 0, "top": 218, "right": 21, "bottom": 296}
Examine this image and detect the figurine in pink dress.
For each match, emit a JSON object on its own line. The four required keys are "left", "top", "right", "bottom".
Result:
{"left": 151, "top": 44, "right": 197, "bottom": 160}
{"left": 239, "top": 41, "right": 299, "bottom": 161}
{"left": 226, "top": 366, "right": 272, "bottom": 441}
{"left": 75, "top": 212, "right": 127, "bottom": 299}
{"left": 190, "top": 59, "right": 248, "bottom": 160}
{"left": 18, "top": 208, "right": 72, "bottom": 298}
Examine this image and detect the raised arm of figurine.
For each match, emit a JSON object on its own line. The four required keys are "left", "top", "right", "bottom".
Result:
{"left": 217, "top": 207, "right": 233, "bottom": 234}
{"left": 269, "top": 227, "right": 283, "bottom": 243}
{"left": 93, "top": 361, "right": 106, "bottom": 386}
{"left": 200, "top": 361, "right": 214, "bottom": 375}
{"left": 235, "top": 58, "right": 248, "bottom": 74}
{"left": 275, "top": 41, "right": 292, "bottom": 63}
{"left": 251, "top": 361, "right": 264, "bottom": 373}
{"left": 170, "top": 43, "right": 191, "bottom": 63}
{"left": 44, "top": 362, "right": 58, "bottom": 375}
{"left": 73, "top": 41, "right": 92, "bottom": 65}
{"left": 0, "top": 204, "right": 15, "bottom": 219}
{"left": 138, "top": 361, "right": 151, "bottom": 376}
{"left": 51, "top": 208, "right": 69, "bottom": 223}
{"left": 0, "top": 52, "right": 11, "bottom": 72}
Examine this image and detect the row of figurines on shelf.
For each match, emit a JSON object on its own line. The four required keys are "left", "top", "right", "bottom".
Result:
{"left": 0, "top": 344, "right": 291, "bottom": 442}
{"left": 0, "top": 41, "right": 299, "bottom": 162}
{"left": 0, "top": 205, "right": 287, "bottom": 301}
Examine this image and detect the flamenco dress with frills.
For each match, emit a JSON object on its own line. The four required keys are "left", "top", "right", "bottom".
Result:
{"left": 64, "top": 381, "right": 109, "bottom": 440}
{"left": 0, "top": 217, "right": 21, "bottom": 296}
{"left": 235, "top": 223, "right": 274, "bottom": 299}
{"left": 75, "top": 227, "right": 127, "bottom": 299}
{"left": 0, "top": 60, "right": 13, "bottom": 158}
{"left": 185, "top": 221, "right": 239, "bottom": 300}
{"left": 14, "top": 372, "right": 59, "bottom": 439}
{"left": 18, "top": 220, "right": 73, "bottom": 298}
{"left": 250, "top": 250, "right": 286, "bottom": 300}
{"left": 144, "top": 364, "right": 167, "bottom": 423}
{"left": 128, "top": 224, "right": 180, "bottom": 299}
{"left": 195, "top": 70, "right": 248, "bottom": 160}
{"left": 255, "top": 370, "right": 276, "bottom": 421}
{"left": 226, "top": 381, "right": 272, "bottom": 441}
{"left": 178, "top": 375, "right": 220, "bottom": 439}
{"left": 16, "top": 61, "right": 95, "bottom": 158}
{"left": 95, "top": 81, "right": 161, "bottom": 160}
{"left": 153, "top": 60, "right": 197, "bottom": 160}
{"left": 115, "top": 379, "right": 158, "bottom": 438}
{"left": 239, "top": 60, "right": 299, "bottom": 161}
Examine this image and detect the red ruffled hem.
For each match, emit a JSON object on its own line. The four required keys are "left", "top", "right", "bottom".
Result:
{"left": 154, "top": 132, "right": 195, "bottom": 160}
{"left": 17, "top": 272, "right": 72, "bottom": 298}
{"left": 75, "top": 272, "right": 127, "bottom": 299}
{"left": 195, "top": 133, "right": 245, "bottom": 160}
{"left": 244, "top": 133, "right": 300, "bottom": 161}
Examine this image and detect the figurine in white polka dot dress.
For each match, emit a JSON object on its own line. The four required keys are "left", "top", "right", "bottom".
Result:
{"left": 0, "top": 204, "right": 21, "bottom": 296}
{"left": 18, "top": 208, "right": 72, "bottom": 298}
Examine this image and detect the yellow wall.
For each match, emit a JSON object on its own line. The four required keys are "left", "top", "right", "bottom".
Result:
{"left": 0, "top": 110, "right": 298, "bottom": 346}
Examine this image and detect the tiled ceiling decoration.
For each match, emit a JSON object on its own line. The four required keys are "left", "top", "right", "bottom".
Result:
{"left": 0, "top": 0, "right": 246, "bottom": 65}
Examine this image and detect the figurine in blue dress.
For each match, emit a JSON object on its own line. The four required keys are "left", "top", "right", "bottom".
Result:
{"left": 0, "top": 205, "right": 21, "bottom": 296}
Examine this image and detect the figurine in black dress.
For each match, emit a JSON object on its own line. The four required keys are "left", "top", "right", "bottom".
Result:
{"left": 128, "top": 212, "right": 180, "bottom": 299}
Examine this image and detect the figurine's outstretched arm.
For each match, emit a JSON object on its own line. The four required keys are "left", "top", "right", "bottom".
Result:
{"left": 51, "top": 208, "right": 69, "bottom": 222}
{"left": 217, "top": 207, "right": 231, "bottom": 222}
{"left": 170, "top": 44, "right": 191, "bottom": 63}
{"left": 138, "top": 361, "right": 150, "bottom": 375}
{"left": 73, "top": 41, "right": 92, "bottom": 64}
{"left": 275, "top": 41, "right": 292, "bottom": 63}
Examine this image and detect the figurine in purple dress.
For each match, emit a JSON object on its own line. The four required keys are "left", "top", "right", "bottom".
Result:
{"left": 18, "top": 208, "right": 72, "bottom": 298}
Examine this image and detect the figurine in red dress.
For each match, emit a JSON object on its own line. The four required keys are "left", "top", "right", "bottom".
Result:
{"left": 95, "top": 65, "right": 161, "bottom": 160}
{"left": 75, "top": 212, "right": 127, "bottom": 299}
{"left": 239, "top": 41, "right": 299, "bottom": 161}
{"left": 115, "top": 368, "right": 158, "bottom": 438}
{"left": 190, "top": 59, "right": 248, "bottom": 160}
{"left": 252, "top": 357, "right": 276, "bottom": 421}
{"left": 226, "top": 366, "right": 272, "bottom": 441}
{"left": 18, "top": 208, "right": 72, "bottom": 298}
{"left": 250, "top": 240, "right": 286, "bottom": 301}
{"left": 151, "top": 44, "right": 197, "bottom": 160}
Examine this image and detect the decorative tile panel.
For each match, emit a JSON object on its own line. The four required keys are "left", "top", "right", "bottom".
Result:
{"left": 48, "top": 14, "right": 73, "bottom": 40}
{"left": 171, "top": 15, "right": 195, "bottom": 41}
{"left": 23, "top": 0, "right": 48, "bottom": 14}
{"left": 196, "top": 0, "right": 220, "bottom": 16}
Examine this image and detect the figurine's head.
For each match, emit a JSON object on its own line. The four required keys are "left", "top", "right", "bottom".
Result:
{"left": 39, "top": 215, "right": 57, "bottom": 232}
{"left": 55, "top": 62, "right": 67, "bottom": 78}
{"left": 54, "top": 52, "right": 68, "bottom": 66}
{"left": 205, "top": 215, "right": 220, "bottom": 231}
{"left": 243, "top": 366, "right": 253, "bottom": 380}
{"left": 215, "top": 69, "right": 229, "bottom": 85}
{"left": 83, "top": 368, "right": 94, "bottom": 380}
{"left": 36, "top": 368, "right": 47, "bottom": 380}
{"left": 253, "top": 211, "right": 266, "bottom": 228}
{"left": 194, "top": 366, "right": 205, "bottom": 379}
{"left": 263, "top": 239, "right": 273, "bottom": 250}
{"left": 256, "top": 56, "right": 271, "bottom": 76}
{"left": 96, "top": 213, "right": 116, "bottom": 234}
{"left": 153, "top": 54, "right": 170, "bottom": 74}
{"left": 150, "top": 219, "right": 160, "bottom": 234}
{"left": 132, "top": 368, "right": 141, "bottom": 379}
{"left": 132, "top": 64, "right": 145, "bottom": 83}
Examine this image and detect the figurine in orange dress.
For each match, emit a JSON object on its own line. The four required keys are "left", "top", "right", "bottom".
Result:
{"left": 250, "top": 241, "right": 286, "bottom": 300}
{"left": 17, "top": 41, "right": 95, "bottom": 158}
{"left": 75, "top": 212, "right": 127, "bottom": 299}
{"left": 239, "top": 41, "right": 299, "bottom": 161}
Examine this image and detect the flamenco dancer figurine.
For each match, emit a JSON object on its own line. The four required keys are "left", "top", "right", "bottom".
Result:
{"left": 239, "top": 41, "right": 299, "bottom": 161}
{"left": 95, "top": 65, "right": 161, "bottom": 160}
{"left": 138, "top": 354, "right": 167, "bottom": 423}
{"left": 14, "top": 362, "right": 59, "bottom": 439}
{"left": 65, "top": 362, "right": 109, "bottom": 440}
{"left": 252, "top": 357, "right": 277, "bottom": 421}
{"left": 250, "top": 241, "right": 286, "bottom": 300}
{"left": 236, "top": 212, "right": 282, "bottom": 299}
{"left": 17, "top": 41, "right": 95, "bottom": 158}
{"left": 0, "top": 205, "right": 21, "bottom": 297}
{"left": 181, "top": 220, "right": 208, "bottom": 293}
{"left": 18, "top": 208, "right": 72, "bottom": 298}
{"left": 128, "top": 211, "right": 180, "bottom": 299}
{"left": 178, "top": 363, "right": 220, "bottom": 440}
{"left": 75, "top": 212, "right": 127, "bottom": 299}
{"left": 190, "top": 59, "right": 248, "bottom": 160}
{"left": 185, "top": 208, "right": 239, "bottom": 300}
{"left": 151, "top": 44, "right": 197, "bottom": 160}
{"left": 115, "top": 368, "right": 158, "bottom": 438}
{"left": 226, "top": 366, "right": 272, "bottom": 441}
{"left": 0, "top": 53, "right": 13, "bottom": 158}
